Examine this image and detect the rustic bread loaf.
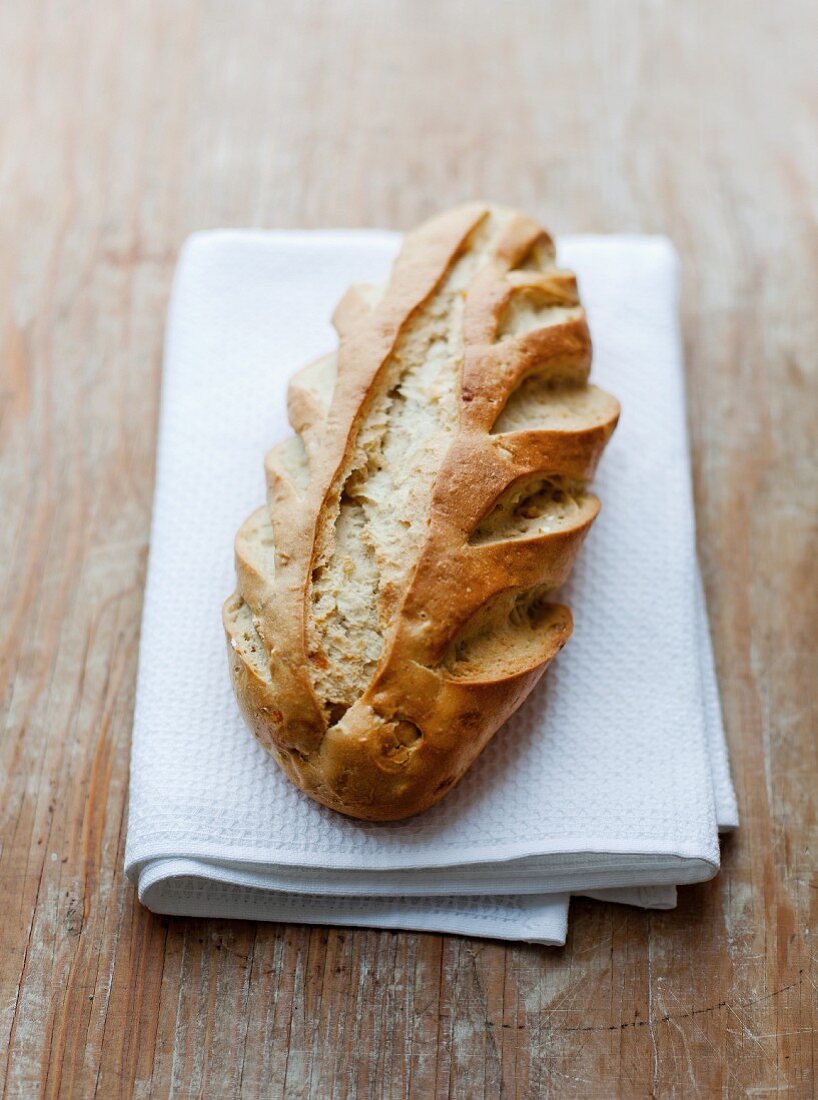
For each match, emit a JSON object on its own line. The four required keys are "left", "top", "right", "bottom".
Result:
{"left": 223, "top": 204, "right": 619, "bottom": 820}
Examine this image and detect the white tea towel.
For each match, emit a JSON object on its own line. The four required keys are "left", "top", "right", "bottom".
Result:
{"left": 125, "top": 229, "right": 737, "bottom": 945}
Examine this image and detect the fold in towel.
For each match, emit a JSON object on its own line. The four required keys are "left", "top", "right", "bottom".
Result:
{"left": 125, "top": 229, "right": 737, "bottom": 945}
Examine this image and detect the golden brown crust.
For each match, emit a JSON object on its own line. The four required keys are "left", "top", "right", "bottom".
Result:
{"left": 223, "top": 203, "right": 619, "bottom": 820}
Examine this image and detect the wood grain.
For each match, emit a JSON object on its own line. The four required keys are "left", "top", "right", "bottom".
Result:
{"left": 1, "top": 1, "right": 816, "bottom": 1096}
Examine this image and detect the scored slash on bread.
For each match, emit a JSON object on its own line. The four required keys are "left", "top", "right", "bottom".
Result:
{"left": 224, "top": 203, "right": 619, "bottom": 820}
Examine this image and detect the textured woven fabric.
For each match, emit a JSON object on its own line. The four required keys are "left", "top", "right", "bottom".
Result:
{"left": 125, "top": 230, "right": 737, "bottom": 945}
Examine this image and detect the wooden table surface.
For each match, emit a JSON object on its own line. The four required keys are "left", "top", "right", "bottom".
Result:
{"left": 2, "top": 1, "right": 816, "bottom": 1096}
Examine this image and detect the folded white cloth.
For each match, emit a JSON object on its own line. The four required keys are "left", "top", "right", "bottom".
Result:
{"left": 125, "top": 229, "right": 737, "bottom": 945}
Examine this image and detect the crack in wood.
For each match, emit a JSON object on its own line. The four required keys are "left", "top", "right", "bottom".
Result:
{"left": 550, "top": 974, "right": 804, "bottom": 1035}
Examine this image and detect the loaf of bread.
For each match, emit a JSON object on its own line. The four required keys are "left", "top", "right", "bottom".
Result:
{"left": 224, "top": 203, "right": 619, "bottom": 820}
